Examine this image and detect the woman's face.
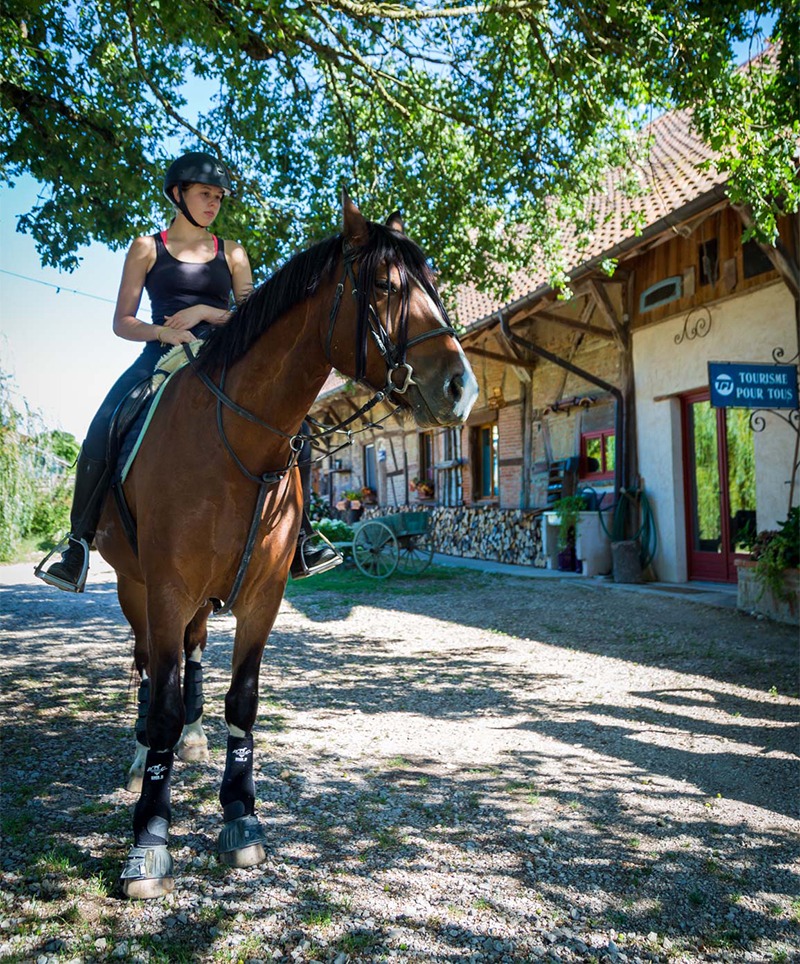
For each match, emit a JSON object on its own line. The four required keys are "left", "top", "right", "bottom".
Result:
{"left": 175, "top": 182, "right": 224, "bottom": 226}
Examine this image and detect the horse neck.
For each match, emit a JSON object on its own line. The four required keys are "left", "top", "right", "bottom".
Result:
{"left": 219, "top": 292, "right": 334, "bottom": 458}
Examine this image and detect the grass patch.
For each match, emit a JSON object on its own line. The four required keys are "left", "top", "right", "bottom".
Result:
{"left": 284, "top": 563, "right": 466, "bottom": 600}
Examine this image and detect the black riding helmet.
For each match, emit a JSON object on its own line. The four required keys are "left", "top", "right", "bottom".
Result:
{"left": 163, "top": 151, "right": 234, "bottom": 227}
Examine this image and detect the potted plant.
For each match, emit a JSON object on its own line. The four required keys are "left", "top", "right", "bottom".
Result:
{"left": 737, "top": 506, "right": 799, "bottom": 624}
{"left": 336, "top": 490, "right": 364, "bottom": 523}
{"left": 551, "top": 494, "right": 589, "bottom": 549}
{"left": 360, "top": 486, "right": 377, "bottom": 504}
{"left": 410, "top": 477, "right": 435, "bottom": 499}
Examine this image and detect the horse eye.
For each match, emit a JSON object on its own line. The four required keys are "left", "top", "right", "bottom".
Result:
{"left": 375, "top": 279, "right": 398, "bottom": 295}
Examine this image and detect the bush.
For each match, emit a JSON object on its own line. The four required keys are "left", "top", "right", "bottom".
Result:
{"left": 751, "top": 506, "right": 800, "bottom": 602}
{"left": 29, "top": 478, "right": 72, "bottom": 540}
{"left": 312, "top": 517, "right": 354, "bottom": 543}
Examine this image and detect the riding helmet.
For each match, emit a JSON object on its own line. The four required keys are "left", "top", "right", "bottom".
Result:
{"left": 163, "top": 151, "right": 235, "bottom": 202}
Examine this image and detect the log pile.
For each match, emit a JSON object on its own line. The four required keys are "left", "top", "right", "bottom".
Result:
{"left": 363, "top": 506, "right": 546, "bottom": 567}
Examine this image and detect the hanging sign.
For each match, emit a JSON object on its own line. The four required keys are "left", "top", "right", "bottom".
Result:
{"left": 708, "top": 361, "right": 798, "bottom": 409}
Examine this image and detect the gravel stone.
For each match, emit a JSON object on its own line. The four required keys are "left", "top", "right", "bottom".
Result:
{"left": 1, "top": 557, "right": 798, "bottom": 963}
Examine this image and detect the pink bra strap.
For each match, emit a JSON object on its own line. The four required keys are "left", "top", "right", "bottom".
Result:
{"left": 160, "top": 230, "right": 169, "bottom": 246}
{"left": 212, "top": 235, "right": 219, "bottom": 255}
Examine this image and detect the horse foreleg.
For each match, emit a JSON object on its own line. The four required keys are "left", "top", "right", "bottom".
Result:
{"left": 176, "top": 602, "right": 213, "bottom": 763}
{"left": 117, "top": 575, "right": 150, "bottom": 794}
{"left": 217, "top": 601, "right": 281, "bottom": 868}
{"left": 121, "top": 598, "right": 189, "bottom": 900}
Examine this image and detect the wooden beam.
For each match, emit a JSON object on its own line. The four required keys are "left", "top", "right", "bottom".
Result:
{"left": 463, "top": 345, "right": 537, "bottom": 369}
{"left": 587, "top": 278, "right": 628, "bottom": 351}
{"left": 531, "top": 307, "right": 616, "bottom": 341}
{"left": 491, "top": 332, "right": 535, "bottom": 383}
{"left": 734, "top": 203, "right": 800, "bottom": 301}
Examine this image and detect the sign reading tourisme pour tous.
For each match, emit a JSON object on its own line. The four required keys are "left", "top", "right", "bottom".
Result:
{"left": 708, "top": 362, "right": 799, "bottom": 409}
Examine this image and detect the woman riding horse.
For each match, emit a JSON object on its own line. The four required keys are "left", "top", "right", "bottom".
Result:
{"left": 37, "top": 152, "right": 340, "bottom": 593}
{"left": 76, "top": 187, "right": 478, "bottom": 898}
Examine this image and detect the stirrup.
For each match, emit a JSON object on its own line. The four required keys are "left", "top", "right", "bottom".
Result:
{"left": 291, "top": 530, "right": 343, "bottom": 580}
{"left": 34, "top": 535, "right": 90, "bottom": 593}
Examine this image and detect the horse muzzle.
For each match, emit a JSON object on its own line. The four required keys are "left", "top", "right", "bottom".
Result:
{"left": 400, "top": 345, "right": 479, "bottom": 427}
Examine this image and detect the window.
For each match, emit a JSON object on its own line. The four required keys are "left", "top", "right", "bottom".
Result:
{"left": 363, "top": 443, "right": 377, "bottom": 490}
{"left": 418, "top": 432, "right": 434, "bottom": 484}
{"left": 699, "top": 238, "right": 718, "bottom": 286}
{"left": 580, "top": 430, "right": 615, "bottom": 480}
{"left": 438, "top": 427, "right": 463, "bottom": 507}
{"left": 640, "top": 276, "right": 682, "bottom": 313}
{"left": 473, "top": 423, "right": 499, "bottom": 499}
{"left": 742, "top": 239, "right": 773, "bottom": 279}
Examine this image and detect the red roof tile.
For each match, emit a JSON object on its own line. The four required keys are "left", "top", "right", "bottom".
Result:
{"left": 454, "top": 106, "right": 725, "bottom": 330}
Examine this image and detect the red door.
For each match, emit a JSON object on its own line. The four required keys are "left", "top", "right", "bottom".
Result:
{"left": 681, "top": 390, "right": 757, "bottom": 582}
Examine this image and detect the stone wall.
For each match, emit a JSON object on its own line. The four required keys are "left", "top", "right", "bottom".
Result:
{"left": 364, "top": 505, "right": 546, "bottom": 567}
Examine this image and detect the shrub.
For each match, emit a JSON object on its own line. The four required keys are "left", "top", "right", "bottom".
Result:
{"left": 312, "top": 517, "right": 354, "bottom": 543}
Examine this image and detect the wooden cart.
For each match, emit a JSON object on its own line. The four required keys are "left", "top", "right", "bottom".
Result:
{"left": 351, "top": 512, "right": 434, "bottom": 579}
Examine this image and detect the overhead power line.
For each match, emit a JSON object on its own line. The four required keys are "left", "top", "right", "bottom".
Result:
{"left": 0, "top": 268, "right": 117, "bottom": 303}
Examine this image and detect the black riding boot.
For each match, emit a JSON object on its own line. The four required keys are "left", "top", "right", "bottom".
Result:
{"left": 290, "top": 429, "right": 342, "bottom": 580}
{"left": 36, "top": 452, "right": 110, "bottom": 592}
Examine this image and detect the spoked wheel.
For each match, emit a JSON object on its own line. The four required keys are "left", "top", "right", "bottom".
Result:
{"left": 396, "top": 532, "right": 434, "bottom": 576}
{"left": 353, "top": 521, "right": 399, "bottom": 579}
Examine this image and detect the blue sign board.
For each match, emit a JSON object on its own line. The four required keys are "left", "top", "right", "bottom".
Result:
{"left": 708, "top": 361, "right": 798, "bottom": 409}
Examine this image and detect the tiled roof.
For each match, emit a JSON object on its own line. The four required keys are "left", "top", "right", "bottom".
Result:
{"left": 316, "top": 370, "right": 349, "bottom": 399}
{"left": 453, "top": 106, "right": 725, "bottom": 330}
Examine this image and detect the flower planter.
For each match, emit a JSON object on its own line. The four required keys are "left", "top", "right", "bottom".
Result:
{"left": 736, "top": 560, "right": 799, "bottom": 625}
{"left": 542, "top": 511, "right": 611, "bottom": 577}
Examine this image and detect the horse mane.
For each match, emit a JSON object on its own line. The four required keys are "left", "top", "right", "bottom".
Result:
{"left": 196, "top": 220, "right": 447, "bottom": 374}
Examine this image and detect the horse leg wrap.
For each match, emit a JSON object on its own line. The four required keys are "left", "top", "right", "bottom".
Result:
{"left": 182, "top": 659, "right": 204, "bottom": 725}
{"left": 219, "top": 734, "right": 255, "bottom": 821}
{"left": 134, "top": 677, "right": 150, "bottom": 748}
{"left": 133, "top": 749, "right": 173, "bottom": 847}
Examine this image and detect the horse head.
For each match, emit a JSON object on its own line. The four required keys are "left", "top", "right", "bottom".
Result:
{"left": 326, "top": 191, "right": 478, "bottom": 428}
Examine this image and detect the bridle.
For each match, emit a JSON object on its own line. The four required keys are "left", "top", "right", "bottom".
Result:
{"left": 185, "top": 239, "right": 459, "bottom": 480}
{"left": 325, "top": 240, "right": 458, "bottom": 398}
{"left": 180, "top": 238, "right": 459, "bottom": 614}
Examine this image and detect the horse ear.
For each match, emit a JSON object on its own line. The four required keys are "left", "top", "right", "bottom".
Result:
{"left": 342, "top": 187, "right": 368, "bottom": 247}
{"left": 385, "top": 211, "right": 405, "bottom": 235}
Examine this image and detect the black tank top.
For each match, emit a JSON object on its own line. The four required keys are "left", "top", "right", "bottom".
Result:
{"left": 145, "top": 231, "right": 232, "bottom": 338}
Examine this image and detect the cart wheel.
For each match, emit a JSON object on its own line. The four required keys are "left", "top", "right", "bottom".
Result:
{"left": 353, "top": 521, "right": 399, "bottom": 579}
{"left": 396, "top": 532, "right": 434, "bottom": 575}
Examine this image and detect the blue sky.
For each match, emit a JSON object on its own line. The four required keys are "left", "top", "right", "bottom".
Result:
{"left": 1, "top": 176, "right": 139, "bottom": 438}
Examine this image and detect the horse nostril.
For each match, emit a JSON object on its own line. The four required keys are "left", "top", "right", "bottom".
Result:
{"left": 447, "top": 373, "right": 464, "bottom": 402}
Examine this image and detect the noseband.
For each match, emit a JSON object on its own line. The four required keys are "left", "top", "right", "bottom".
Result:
{"left": 325, "top": 241, "right": 458, "bottom": 396}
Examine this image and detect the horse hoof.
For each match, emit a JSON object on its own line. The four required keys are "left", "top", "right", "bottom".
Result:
{"left": 120, "top": 845, "right": 174, "bottom": 900}
{"left": 126, "top": 771, "right": 143, "bottom": 794}
{"left": 176, "top": 740, "right": 209, "bottom": 763}
{"left": 122, "top": 875, "right": 175, "bottom": 900}
{"left": 218, "top": 814, "right": 268, "bottom": 867}
{"left": 220, "top": 842, "right": 266, "bottom": 868}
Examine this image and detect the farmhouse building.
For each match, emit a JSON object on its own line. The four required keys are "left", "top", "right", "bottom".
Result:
{"left": 309, "top": 96, "right": 799, "bottom": 586}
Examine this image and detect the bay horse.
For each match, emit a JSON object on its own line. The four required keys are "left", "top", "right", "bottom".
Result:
{"left": 94, "top": 192, "right": 479, "bottom": 898}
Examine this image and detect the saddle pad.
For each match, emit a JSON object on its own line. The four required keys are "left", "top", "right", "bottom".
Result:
{"left": 119, "top": 340, "right": 203, "bottom": 483}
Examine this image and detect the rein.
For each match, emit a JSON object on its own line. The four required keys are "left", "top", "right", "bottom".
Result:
{"left": 181, "top": 239, "right": 457, "bottom": 614}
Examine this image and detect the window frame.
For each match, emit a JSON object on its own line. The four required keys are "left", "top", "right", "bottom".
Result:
{"left": 580, "top": 429, "right": 616, "bottom": 481}
{"left": 472, "top": 422, "right": 499, "bottom": 500}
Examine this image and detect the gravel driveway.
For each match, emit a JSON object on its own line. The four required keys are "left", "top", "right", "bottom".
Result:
{"left": 0, "top": 556, "right": 797, "bottom": 964}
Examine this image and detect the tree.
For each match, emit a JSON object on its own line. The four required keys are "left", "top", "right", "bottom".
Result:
{"left": 1, "top": 2, "right": 797, "bottom": 299}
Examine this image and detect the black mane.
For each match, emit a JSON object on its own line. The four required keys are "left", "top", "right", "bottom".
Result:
{"left": 197, "top": 220, "right": 447, "bottom": 374}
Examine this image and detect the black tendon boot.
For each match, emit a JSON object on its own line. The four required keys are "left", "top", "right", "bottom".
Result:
{"left": 36, "top": 452, "right": 110, "bottom": 592}
{"left": 290, "top": 433, "right": 342, "bottom": 579}
{"left": 218, "top": 733, "right": 268, "bottom": 865}
{"left": 121, "top": 748, "right": 175, "bottom": 898}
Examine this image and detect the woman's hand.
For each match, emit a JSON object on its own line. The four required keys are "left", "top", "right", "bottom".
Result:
{"left": 163, "top": 304, "right": 209, "bottom": 330}
{"left": 157, "top": 326, "right": 198, "bottom": 347}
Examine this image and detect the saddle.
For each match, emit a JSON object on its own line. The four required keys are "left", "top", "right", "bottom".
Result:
{"left": 108, "top": 341, "right": 201, "bottom": 551}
